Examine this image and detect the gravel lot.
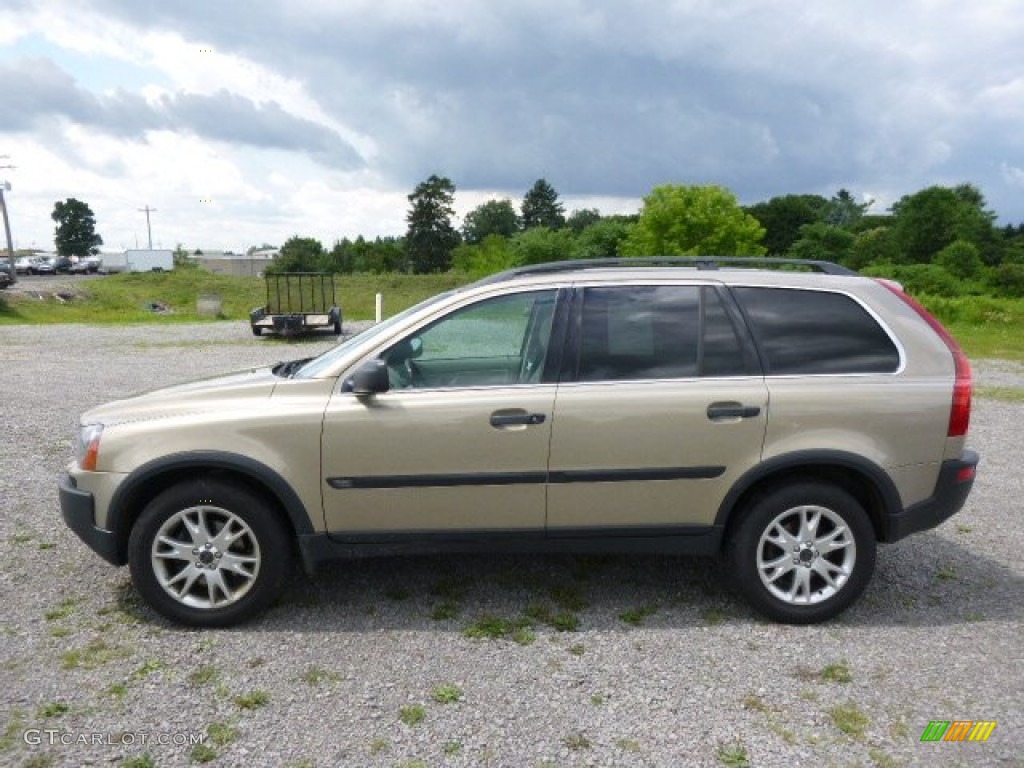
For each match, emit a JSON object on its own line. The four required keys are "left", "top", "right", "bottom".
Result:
{"left": 1, "top": 322, "right": 1021, "bottom": 768}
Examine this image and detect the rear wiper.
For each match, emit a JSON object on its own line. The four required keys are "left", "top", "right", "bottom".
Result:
{"left": 272, "top": 358, "right": 312, "bottom": 378}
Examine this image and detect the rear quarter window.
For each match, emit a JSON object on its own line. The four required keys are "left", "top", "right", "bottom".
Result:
{"left": 732, "top": 287, "right": 900, "bottom": 375}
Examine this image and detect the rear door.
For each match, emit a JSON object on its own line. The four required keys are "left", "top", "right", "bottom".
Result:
{"left": 546, "top": 282, "right": 768, "bottom": 532}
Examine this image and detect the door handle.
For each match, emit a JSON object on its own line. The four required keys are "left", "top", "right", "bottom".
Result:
{"left": 490, "top": 411, "right": 547, "bottom": 428}
{"left": 706, "top": 403, "right": 761, "bottom": 421}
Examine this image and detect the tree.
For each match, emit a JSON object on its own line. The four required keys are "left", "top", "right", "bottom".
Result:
{"left": 462, "top": 199, "right": 519, "bottom": 244}
{"left": 935, "top": 239, "right": 983, "bottom": 280}
{"left": 521, "top": 179, "right": 565, "bottom": 230}
{"left": 787, "top": 222, "right": 855, "bottom": 264}
{"left": 889, "top": 184, "right": 1000, "bottom": 265}
{"left": 746, "top": 194, "right": 826, "bottom": 255}
{"left": 510, "top": 227, "right": 574, "bottom": 265}
{"left": 566, "top": 208, "right": 603, "bottom": 233}
{"left": 269, "top": 236, "right": 325, "bottom": 273}
{"left": 622, "top": 184, "right": 766, "bottom": 257}
{"left": 51, "top": 198, "right": 103, "bottom": 257}
{"left": 406, "top": 174, "right": 460, "bottom": 273}
{"left": 570, "top": 217, "right": 633, "bottom": 260}
{"left": 451, "top": 235, "right": 518, "bottom": 278}
{"left": 823, "top": 188, "right": 871, "bottom": 228}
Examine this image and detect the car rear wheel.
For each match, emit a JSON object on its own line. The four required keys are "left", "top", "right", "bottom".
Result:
{"left": 728, "top": 482, "right": 876, "bottom": 624}
{"left": 128, "top": 480, "right": 290, "bottom": 627}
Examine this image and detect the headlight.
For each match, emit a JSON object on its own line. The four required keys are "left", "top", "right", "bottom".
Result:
{"left": 75, "top": 424, "right": 104, "bottom": 471}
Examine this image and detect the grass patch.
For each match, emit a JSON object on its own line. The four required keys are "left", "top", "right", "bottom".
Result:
{"left": 615, "top": 738, "right": 641, "bottom": 753}
{"left": 463, "top": 613, "right": 533, "bottom": 641}
{"left": 37, "top": 701, "right": 70, "bottom": 718}
{"left": 188, "top": 665, "right": 219, "bottom": 686}
{"left": 369, "top": 737, "right": 389, "bottom": 755}
{"left": 568, "top": 643, "right": 585, "bottom": 656}
{"left": 399, "top": 705, "right": 426, "bottom": 726}
{"left": 431, "top": 600, "right": 461, "bottom": 621}
{"left": 120, "top": 754, "right": 156, "bottom": 768}
{"left": 976, "top": 385, "right": 1024, "bottom": 402}
{"left": 190, "top": 743, "right": 218, "bottom": 763}
{"left": 829, "top": 702, "right": 870, "bottom": 738}
{"left": 233, "top": 690, "right": 270, "bottom": 709}
{"left": 936, "top": 566, "right": 958, "bottom": 581}
{"left": 563, "top": 732, "right": 591, "bottom": 751}
{"left": 716, "top": 739, "right": 751, "bottom": 767}
{"left": 431, "top": 684, "right": 463, "bottom": 704}
{"left": 820, "top": 661, "right": 853, "bottom": 683}
{"left": 207, "top": 721, "right": 240, "bottom": 747}
{"left": 61, "top": 638, "right": 132, "bottom": 670}
{"left": 443, "top": 741, "right": 463, "bottom": 755}
{"left": 300, "top": 666, "right": 341, "bottom": 685}
{"left": 619, "top": 603, "right": 658, "bottom": 626}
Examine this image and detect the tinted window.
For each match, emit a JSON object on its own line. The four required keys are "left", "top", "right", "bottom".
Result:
{"left": 577, "top": 286, "right": 746, "bottom": 381}
{"left": 733, "top": 287, "right": 900, "bottom": 374}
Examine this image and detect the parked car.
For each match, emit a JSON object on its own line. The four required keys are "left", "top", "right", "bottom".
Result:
{"left": 29, "top": 258, "right": 56, "bottom": 275}
{"left": 14, "top": 256, "right": 36, "bottom": 274}
{"left": 0, "top": 262, "right": 11, "bottom": 289}
{"left": 60, "top": 257, "right": 978, "bottom": 627}
{"left": 54, "top": 257, "right": 73, "bottom": 274}
{"left": 69, "top": 260, "right": 92, "bottom": 274}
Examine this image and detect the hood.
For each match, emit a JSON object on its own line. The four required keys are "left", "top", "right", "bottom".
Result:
{"left": 82, "top": 366, "right": 280, "bottom": 426}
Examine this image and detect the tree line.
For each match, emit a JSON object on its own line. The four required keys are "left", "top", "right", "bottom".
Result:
{"left": 269, "top": 176, "right": 1024, "bottom": 298}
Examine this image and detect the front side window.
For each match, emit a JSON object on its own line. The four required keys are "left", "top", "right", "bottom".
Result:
{"left": 733, "top": 287, "right": 900, "bottom": 374}
{"left": 383, "top": 290, "right": 557, "bottom": 389}
{"left": 577, "top": 285, "right": 747, "bottom": 381}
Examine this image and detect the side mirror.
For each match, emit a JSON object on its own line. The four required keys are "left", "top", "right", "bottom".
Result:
{"left": 348, "top": 360, "right": 390, "bottom": 397}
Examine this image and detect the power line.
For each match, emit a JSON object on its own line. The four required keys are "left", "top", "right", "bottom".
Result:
{"left": 138, "top": 205, "right": 157, "bottom": 250}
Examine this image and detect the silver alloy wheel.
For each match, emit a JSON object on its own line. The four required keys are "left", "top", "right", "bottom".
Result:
{"left": 755, "top": 504, "right": 857, "bottom": 605}
{"left": 150, "top": 505, "right": 261, "bottom": 610}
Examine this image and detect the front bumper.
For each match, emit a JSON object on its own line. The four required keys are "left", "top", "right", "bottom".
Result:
{"left": 884, "top": 450, "right": 979, "bottom": 542}
{"left": 59, "top": 475, "right": 123, "bottom": 565}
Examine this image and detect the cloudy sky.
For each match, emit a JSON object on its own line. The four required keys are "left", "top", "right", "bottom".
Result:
{"left": 1, "top": 1, "right": 1022, "bottom": 253}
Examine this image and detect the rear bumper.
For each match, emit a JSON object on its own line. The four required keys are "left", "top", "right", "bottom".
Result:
{"left": 884, "top": 450, "right": 979, "bottom": 542}
{"left": 59, "top": 475, "right": 123, "bottom": 565}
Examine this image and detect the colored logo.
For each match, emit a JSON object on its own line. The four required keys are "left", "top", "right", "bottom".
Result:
{"left": 920, "top": 721, "right": 997, "bottom": 742}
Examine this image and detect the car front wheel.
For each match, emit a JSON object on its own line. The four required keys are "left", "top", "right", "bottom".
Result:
{"left": 728, "top": 482, "right": 876, "bottom": 624}
{"left": 128, "top": 479, "right": 290, "bottom": 627}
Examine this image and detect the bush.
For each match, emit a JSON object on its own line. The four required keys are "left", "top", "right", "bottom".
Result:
{"left": 861, "top": 263, "right": 962, "bottom": 297}
{"left": 989, "top": 263, "right": 1024, "bottom": 298}
{"left": 935, "top": 240, "right": 983, "bottom": 279}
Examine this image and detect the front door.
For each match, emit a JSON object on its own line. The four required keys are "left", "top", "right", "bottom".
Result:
{"left": 321, "top": 289, "right": 561, "bottom": 535}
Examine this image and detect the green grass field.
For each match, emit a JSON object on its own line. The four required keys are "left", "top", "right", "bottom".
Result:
{"left": 0, "top": 270, "right": 468, "bottom": 326}
{"left": 2, "top": 269, "right": 1022, "bottom": 360}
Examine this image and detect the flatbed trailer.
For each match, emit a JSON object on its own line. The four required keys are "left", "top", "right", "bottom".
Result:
{"left": 250, "top": 272, "right": 342, "bottom": 337}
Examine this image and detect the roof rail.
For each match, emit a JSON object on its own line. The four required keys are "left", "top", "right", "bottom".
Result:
{"left": 474, "top": 256, "right": 858, "bottom": 285}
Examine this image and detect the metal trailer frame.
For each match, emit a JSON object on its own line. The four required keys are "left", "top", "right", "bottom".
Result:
{"left": 249, "top": 272, "right": 343, "bottom": 337}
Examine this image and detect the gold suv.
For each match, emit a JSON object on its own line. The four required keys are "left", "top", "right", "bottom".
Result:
{"left": 60, "top": 258, "right": 979, "bottom": 627}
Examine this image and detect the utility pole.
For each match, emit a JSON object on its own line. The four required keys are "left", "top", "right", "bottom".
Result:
{"left": 1, "top": 155, "right": 15, "bottom": 285}
{"left": 138, "top": 205, "right": 156, "bottom": 250}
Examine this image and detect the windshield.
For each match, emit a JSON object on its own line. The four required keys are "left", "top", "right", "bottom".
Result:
{"left": 291, "top": 290, "right": 457, "bottom": 379}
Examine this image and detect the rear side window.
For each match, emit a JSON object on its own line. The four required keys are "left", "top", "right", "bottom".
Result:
{"left": 733, "top": 287, "right": 900, "bottom": 375}
{"left": 577, "top": 285, "right": 747, "bottom": 381}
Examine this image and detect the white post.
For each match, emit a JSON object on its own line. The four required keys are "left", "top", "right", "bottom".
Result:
{"left": 375, "top": 293, "right": 383, "bottom": 323}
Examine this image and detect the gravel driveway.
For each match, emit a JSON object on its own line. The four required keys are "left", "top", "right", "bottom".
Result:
{"left": 1, "top": 322, "right": 1021, "bottom": 768}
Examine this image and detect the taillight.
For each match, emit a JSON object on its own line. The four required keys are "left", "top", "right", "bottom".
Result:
{"left": 877, "top": 281, "right": 972, "bottom": 437}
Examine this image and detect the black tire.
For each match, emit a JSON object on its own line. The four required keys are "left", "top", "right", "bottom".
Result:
{"left": 727, "top": 482, "right": 876, "bottom": 624}
{"left": 128, "top": 479, "right": 291, "bottom": 627}
{"left": 333, "top": 319, "right": 342, "bottom": 335}
{"left": 252, "top": 326, "right": 263, "bottom": 336}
